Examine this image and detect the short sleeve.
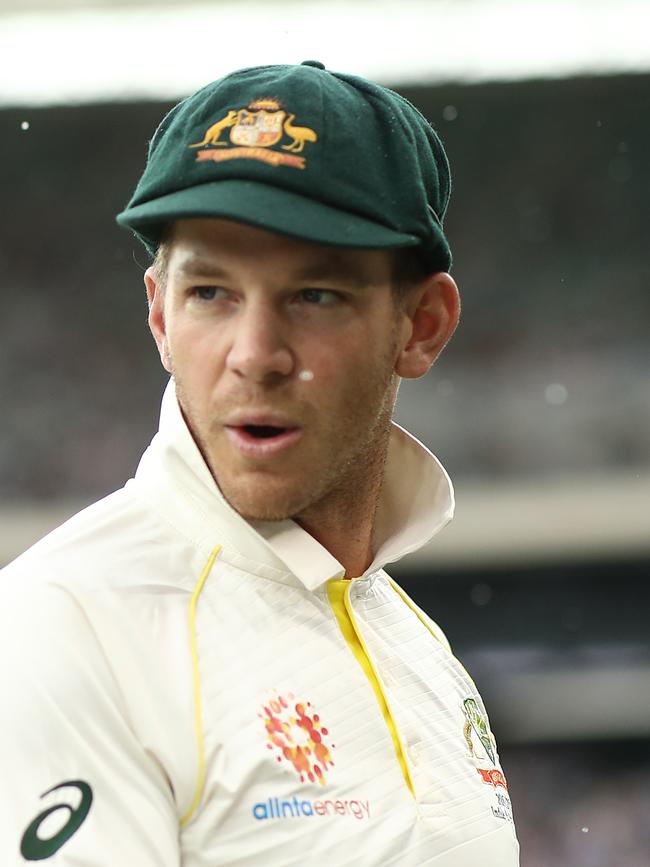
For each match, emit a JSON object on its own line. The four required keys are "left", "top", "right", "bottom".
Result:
{"left": 0, "top": 575, "right": 181, "bottom": 865}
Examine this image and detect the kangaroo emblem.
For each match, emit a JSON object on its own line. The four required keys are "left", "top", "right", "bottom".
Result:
{"left": 188, "top": 110, "right": 239, "bottom": 148}
{"left": 282, "top": 114, "right": 319, "bottom": 153}
{"left": 188, "top": 101, "right": 318, "bottom": 169}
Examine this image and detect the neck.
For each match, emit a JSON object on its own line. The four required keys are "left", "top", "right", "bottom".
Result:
{"left": 294, "top": 437, "right": 389, "bottom": 579}
{"left": 295, "top": 504, "right": 377, "bottom": 579}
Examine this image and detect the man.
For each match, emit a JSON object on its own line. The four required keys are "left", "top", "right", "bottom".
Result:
{"left": 1, "top": 62, "right": 519, "bottom": 865}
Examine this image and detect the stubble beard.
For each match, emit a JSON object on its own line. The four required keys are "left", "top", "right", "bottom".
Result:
{"left": 292, "top": 370, "right": 398, "bottom": 529}
{"left": 168, "top": 340, "right": 401, "bottom": 525}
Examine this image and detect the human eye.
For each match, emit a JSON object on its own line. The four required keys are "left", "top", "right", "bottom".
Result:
{"left": 298, "top": 288, "right": 342, "bottom": 306}
{"left": 190, "top": 285, "right": 227, "bottom": 301}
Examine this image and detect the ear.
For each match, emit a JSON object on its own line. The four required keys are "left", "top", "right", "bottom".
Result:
{"left": 144, "top": 266, "right": 172, "bottom": 373}
{"left": 395, "top": 272, "right": 460, "bottom": 379}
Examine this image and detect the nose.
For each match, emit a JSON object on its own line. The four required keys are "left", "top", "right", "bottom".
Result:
{"left": 225, "top": 301, "right": 295, "bottom": 383}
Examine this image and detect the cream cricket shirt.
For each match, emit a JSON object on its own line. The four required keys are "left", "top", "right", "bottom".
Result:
{"left": 1, "top": 382, "right": 519, "bottom": 866}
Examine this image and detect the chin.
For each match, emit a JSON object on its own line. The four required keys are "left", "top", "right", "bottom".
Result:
{"left": 228, "top": 500, "right": 299, "bottom": 523}
{"left": 218, "top": 480, "right": 308, "bottom": 523}
{"left": 238, "top": 506, "right": 295, "bottom": 522}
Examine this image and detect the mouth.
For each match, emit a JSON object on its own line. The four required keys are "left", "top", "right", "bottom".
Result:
{"left": 224, "top": 424, "right": 303, "bottom": 457}
{"left": 242, "top": 424, "right": 289, "bottom": 439}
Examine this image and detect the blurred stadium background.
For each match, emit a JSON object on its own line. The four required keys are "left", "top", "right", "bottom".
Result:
{"left": 1, "top": 0, "right": 649, "bottom": 863}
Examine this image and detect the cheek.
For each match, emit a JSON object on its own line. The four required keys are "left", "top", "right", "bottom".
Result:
{"left": 299, "top": 342, "right": 362, "bottom": 394}
{"left": 167, "top": 323, "right": 225, "bottom": 389}
{"left": 306, "top": 345, "right": 390, "bottom": 406}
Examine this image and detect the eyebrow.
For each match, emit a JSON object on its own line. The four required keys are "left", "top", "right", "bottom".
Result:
{"left": 175, "top": 255, "right": 230, "bottom": 279}
{"left": 291, "top": 258, "right": 375, "bottom": 287}
{"left": 175, "top": 253, "right": 377, "bottom": 288}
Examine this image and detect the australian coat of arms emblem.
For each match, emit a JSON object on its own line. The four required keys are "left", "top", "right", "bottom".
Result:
{"left": 188, "top": 99, "right": 318, "bottom": 169}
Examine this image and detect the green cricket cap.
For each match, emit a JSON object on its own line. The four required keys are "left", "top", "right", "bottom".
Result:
{"left": 116, "top": 60, "right": 453, "bottom": 271}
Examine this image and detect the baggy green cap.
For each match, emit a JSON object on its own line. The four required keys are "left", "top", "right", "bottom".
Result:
{"left": 116, "top": 60, "right": 453, "bottom": 270}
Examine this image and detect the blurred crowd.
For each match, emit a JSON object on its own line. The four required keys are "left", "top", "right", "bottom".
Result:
{"left": 506, "top": 743, "right": 650, "bottom": 866}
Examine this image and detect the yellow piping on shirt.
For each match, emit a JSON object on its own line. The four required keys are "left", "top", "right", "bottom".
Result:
{"left": 386, "top": 576, "right": 447, "bottom": 648}
{"left": 180, "top": 544, "right": 222, "bottom": 828}
{"left": 387, "top": 575, "right": 483, "bottom": 693}
{"left": 327, "top": 579, "right": 415, "bottom": 798}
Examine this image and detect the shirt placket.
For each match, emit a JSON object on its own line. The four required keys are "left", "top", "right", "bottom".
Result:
{"left": 327, "top": 576, "right": 421, "bottom": 801}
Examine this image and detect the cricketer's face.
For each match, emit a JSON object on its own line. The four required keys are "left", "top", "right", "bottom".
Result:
{"left": 146, "top": 218, "right": 414, "bottom": 522}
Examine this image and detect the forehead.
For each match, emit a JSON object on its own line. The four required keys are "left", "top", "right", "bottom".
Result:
{"left": 165, "top": 218, "right": 395, "bottom": 285}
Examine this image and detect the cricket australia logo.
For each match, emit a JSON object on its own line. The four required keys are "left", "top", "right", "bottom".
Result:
{"left": 189, "top": 98, "right": 318, "bottom": 169}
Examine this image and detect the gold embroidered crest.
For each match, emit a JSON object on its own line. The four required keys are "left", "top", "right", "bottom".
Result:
{"left": 188, "top": 98, "right": 318, "bottom": 169}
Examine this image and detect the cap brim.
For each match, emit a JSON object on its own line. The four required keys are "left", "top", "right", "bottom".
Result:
{"left": 116, "top": 179, "right": 421, "bottom": 256}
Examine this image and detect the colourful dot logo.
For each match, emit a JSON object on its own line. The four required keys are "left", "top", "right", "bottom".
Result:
{"left": 259, "top": 692, "right": 335, "bottom": 786}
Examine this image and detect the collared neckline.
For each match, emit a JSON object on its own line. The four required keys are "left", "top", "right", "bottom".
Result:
{"left": 135, "top": 380, "right": 454, "bottom": 592}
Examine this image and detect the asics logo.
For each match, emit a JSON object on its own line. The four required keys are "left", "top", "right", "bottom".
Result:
{"left": 20, "top": 780, "right": 93, "bottom": 861}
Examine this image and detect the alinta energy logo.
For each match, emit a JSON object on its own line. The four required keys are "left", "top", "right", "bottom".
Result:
{"left": 259, "top": 691, "right": 335, "bottom": 785}
{"left": 254, "top": 691, "right": 371, "bottom": 823}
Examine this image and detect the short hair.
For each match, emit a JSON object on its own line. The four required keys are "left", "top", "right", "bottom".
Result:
{"left": 151, "top": 223, "right": 444, "bottom": 302}
{"left": 151, "top": 222, "right": 175, "bottom": 292}
{"left": 390, "top": 246, "right": 444, "bottom": 303}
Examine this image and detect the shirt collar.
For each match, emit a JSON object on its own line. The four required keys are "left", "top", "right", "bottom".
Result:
{"left": 135, "top": 380, "right": 454, "bottom": 591}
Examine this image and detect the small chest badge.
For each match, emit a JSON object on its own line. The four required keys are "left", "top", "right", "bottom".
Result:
{"left": 188, "top": 99, "right": 318, "bottom": 169}
{"left": 462, "top": 697, "right": 496, "bottom": 764}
